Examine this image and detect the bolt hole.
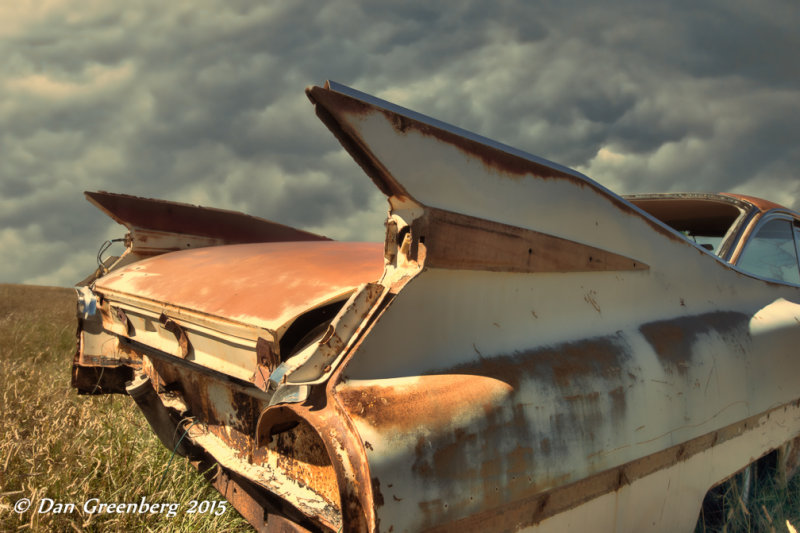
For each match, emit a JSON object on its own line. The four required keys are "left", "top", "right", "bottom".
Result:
{"left": 528, "top": 248, "right": 532, "bottom": 254}
{"left": 397, "top": 227, "right": 410, "bottom": 246}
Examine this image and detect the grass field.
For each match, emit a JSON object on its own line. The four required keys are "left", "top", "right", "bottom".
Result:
{"left": 2, "top": 283, "right": 800, "bottom": 532}
{"left": 0, "top": 284, "right": 249, "bottom": 532}
{"left": 694, "top": 460, "right": 800, "bottom": 533}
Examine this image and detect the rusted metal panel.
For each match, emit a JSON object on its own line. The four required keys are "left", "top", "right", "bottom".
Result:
{"left": 94, "top": 241, "right": 384, "bottom": 335}
{"left": 411, "top": 207, "right": 648, "bottom": 273}
{"left": 307, "top": 81, "right": 692, "bottom": 260}
{"left": 71, "top": 81, "right": 800, "bottom": 533}
{"left": 86, "top": 190, "right": 330, "bottom": 249}
{"left": 275, "top": 282, "right": 387, "bottom": 391}
{"left": 721, "top": 192, "right": 789, "bottom": 213}
{"left": 255, "top": 400, "right": 376, "bottom": 532}
{"left": 88, "top": 241, "right": 384, "bottom": 383}
{"left": 305, "top": 83, "right": 800, "bottom": 531}
{"left": 159, "top": 313, "right": 191, "bottom": 358}
{"left": 337, "top": 279, "right": 800, "bottom": 530}
{"left": 305, "top": 82, "right": 585, "bottom": 198}
{"left": 209, "top": 466, "right": 313, "bottom": 533}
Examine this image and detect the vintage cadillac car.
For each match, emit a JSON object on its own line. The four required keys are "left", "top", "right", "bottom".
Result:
{"left": 71, "top": 81, "right": 800, "bottom": 532}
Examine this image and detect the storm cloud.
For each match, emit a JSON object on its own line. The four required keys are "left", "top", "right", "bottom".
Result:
{"left": 1, "top": 0, "right": 798, "bottom": 286}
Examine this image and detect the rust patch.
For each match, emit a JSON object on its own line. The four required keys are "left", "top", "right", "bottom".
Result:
{"left": 86, "top": 190, "right": 329, "bottom": 245}
{"left": 253, "top": 363, "right": 272, "bottom": 393}
{"left": 371, "top": 477, "right": 384, "bottom": 507}
{"left": 507, "top": 445, "right": 535, "bottom": 478}
{"left": 256, "top": 400, "right": 377, "bottom": 532}
{"left": 307, "top": 83, "right": 705, "bottom": 251}
{"left": 721, "top": 193, "right": 788, "bottom": 213}
{"left": 257, "top": 337, "right": 279, "bottom": 372}
{"left": 309, "top": 81, "right": 595, "bottom": 201}
{"left": 413, "top": 428, "right": 480, "bottom": 483}
{"left": 564, "top": 391, "right": 601, "bottom": 402}
{"left": 608, "top": 386, "right": 627, "bottom": 419}
{"left": 540, "top": 438, "right": 552, "bottom": 455}
{"left": 412, "top": 207, "right": 648, "bottom": 274}
{"left": 309, "top": 82, "right": 375, "bottom": 117}
{"left": 159, "top": 313, "right": 191, "bottom": 358}
{"left": 112, "top": 306, "right": 134, "bottom": 336}
{"left": 262, "top": 419, "right": 340, "bottom": 509}
{"left": 364, "top": 335, "right": 635, "bottom": 528}
{"left": 198, "top": 459, "right": 319, "bottom": 532}
{"left": 311, "top": 83, "right": 581, "bottom": 184}
{"left": 584, "top": 290, "right": 601, "bottom": 314}
{"left": 337, "top": 375, "right": 513, "bottom": 433}
{"left": 306, "top": 86, "right": 408, "bottom": 198}
{"left": 377, "top": 106, "right": 580, "bottom": 183}
{"left": 422, "top": 397, "right": 799, "bottom": 532}
{"left": 95, "top": 241, "right": 384, "bottom": 329}
{"left": 639, "top": 311, "right": 751, "bottom": 376}
{"left": 447, "top": 334, "right": 631, "bottom": 390}
{"left": 144, "top": 353, "right": 266, "bottom": 459}
{"left": 407, "top": 401, "right": 548, "bottom": 526}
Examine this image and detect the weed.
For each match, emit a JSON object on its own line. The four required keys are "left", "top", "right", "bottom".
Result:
{"left": 695, "top": 451, "right": 800, "bottom": 532}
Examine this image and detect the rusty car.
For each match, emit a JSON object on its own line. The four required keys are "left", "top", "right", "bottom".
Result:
{"left": 71, "top": 81, "right": 800, "bottom": 532}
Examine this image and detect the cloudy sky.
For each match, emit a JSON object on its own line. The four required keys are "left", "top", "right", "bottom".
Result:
{"left": 2, "top": 0, "right": 799, "bottom": 287}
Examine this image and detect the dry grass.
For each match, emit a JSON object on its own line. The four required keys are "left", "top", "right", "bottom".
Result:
{"left": 695, "top": 459, "right": 800, "bottom": 533}
{"left": 0, "top": 284, "right": 249, "bottom": 532}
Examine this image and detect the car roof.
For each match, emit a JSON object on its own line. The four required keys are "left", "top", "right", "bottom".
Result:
{"left": 625, "top": 192, "right": 795, "bottom": 216}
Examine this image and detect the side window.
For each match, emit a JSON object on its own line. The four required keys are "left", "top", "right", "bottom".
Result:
{"left": 737, "top": 218, "right": 800, "bottom": 284}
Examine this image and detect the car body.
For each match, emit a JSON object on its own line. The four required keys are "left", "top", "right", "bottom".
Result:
{"left": 72, "top": 81, "right": 800, "bottom": 532}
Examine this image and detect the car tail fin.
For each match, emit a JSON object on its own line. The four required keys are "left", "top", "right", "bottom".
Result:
{"left": 85, "top": 190, "right": 330, "bottom": 256}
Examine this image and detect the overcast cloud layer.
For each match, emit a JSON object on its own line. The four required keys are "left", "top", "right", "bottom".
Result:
{"left": 2, "top": 0, "right": 799, "bottom": 286}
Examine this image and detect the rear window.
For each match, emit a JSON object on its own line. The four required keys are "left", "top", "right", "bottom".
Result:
{"left": 628, "top": 196, "right": 744, "bottom": 256}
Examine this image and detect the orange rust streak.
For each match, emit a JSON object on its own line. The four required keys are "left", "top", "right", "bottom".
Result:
{"left": 86, "top": 190, "right": 330, "bottom": 243}
{"left": 262, "top": 421, "right": 340, "bottom": 509}
{"left": 422, "top": 398, "right": 800, "bottom": 533}
{"left": 721, "top": 193, "right": 789, "bottom": 213}
{"left": 307, "top": 86, "right": 409, "bottom": 199}
{"left": 95, "top": 241, "right": 384, "bottom": 328}
{"left": 308, "top": 84, "right": 692, "bottom": 248}
{"left": 417, "top": 208, "right": 648, "bottom": 273}
{"left": 337, "top": 375, "right": 513, "bottom": 432}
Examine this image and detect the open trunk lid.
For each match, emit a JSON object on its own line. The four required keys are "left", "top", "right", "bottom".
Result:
{"left": 91, "top": 241, "right": 383, "bottom": 382}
